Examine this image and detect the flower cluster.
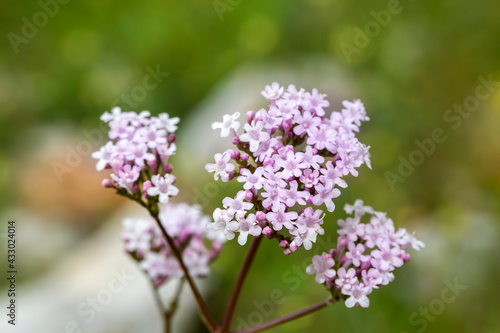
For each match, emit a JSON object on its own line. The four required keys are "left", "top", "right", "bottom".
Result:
{"left": 306, "top": 200, "right": 425, "bottom": 308}
{"left": 122, "top": 203, "right": 225, "bottom": 286}
{"left": 92, "top": 107, "right": 179, "bottom": 203}
{"left": 206, "top": 83, "right": 371, "bottom": 253}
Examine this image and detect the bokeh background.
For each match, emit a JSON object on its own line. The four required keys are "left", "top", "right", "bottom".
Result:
{"left": 1, "top": 0, "right": 499, "bottom": 332}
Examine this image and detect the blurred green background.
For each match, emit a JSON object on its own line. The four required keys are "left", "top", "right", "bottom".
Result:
{"left": 1, "top": 0, "right": 499, "bottom": 332}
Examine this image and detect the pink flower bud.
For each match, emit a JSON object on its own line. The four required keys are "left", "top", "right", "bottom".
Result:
{"left": 212, "top": 241, "right": 223, "bottom": 253}
{"left": 132, "top": 185, "right": 140, "bottom": 194}
{"left": 289, "top": 242, "right": 299, "bottom": 252}
{"left": 102, "top": 179, "right": 115, "bottom": 188}
{"left": 147, "top": 159, "right": 157, "bottom": 174}
{"left": 283, "top": 118, "right": 293, "bottom": 131}
{"left": 337, "top": 236, "right": 349, "bottom": 252}
{"left": 228, "top": 172, "right": 235, "bottom": 181}
{"left": 279, "top": 240, "right": 288, "bottom": 248}
{"left": 143, "top": 181, "right": 152, "bottom": 196}
{"left": 283, "top": 249, "right": 291, "bottom": 255}
{"left": 168, "top": 133, "right": 177, "bottom": 144}
{"left": 232, "top": 136, "right": 240, "bottom": 145}
{"left": 246, "top": 110, "right": 255, "bottom": 124}
{"left": 164, "top": 164, "right": 174, "bottom": 174}
{"left": 256, "top": 211, "right": 266, "bottom": 221}
{"left": 228, "top": 149, "right": 240, "bottom": 160}
{"left": 360, "top": 257, "right": 372, "bottom": 270}
{"left": 245, "top": 190, "right": 253, "bottom": 201}
{"left": 263, "top": 157, "right": 274, "bottom": 167}
{"left": 240, "top": 153, "right": 249, "bottom": 162}
{"left": 401, "top": 253, "right": 411, "bottom": 263}
{"left": 262, "top": 226, "right": 272, "bottom": 236}
{"left": 340, "top": 256, "right": 348, "bottom": 267}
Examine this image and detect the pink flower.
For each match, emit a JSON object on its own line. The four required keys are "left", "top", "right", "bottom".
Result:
{"left": 266, "top": 210, "right": 298, "bottom": 231}
{"left": 235, "top": 213, "right": 262, "bottom": 245}
{"left": 293, "top": 111, "right": 321, "bottom": 136}
{"left": 283, "top": 181, "right": 309, "bottom": 207}
{"left": 343, "top": 280, "right": 371, "bottom": 308}
{"left": 152, "top": 113, "right": 180, "bottom": 133}
{"left": 337, "top": 216, "right": 364, "bottom": 242}
{"left": 370, "top": 243, "right": 404, "bottom": 272}
{"left": 237, "top": 167, "right": 265, "bottom": 190}
{"left": 92, "top": 141, "right": 115, "bottom": 171}
{"left": 335, "top": 267, "right": 357, "bottom": 291}
{"left": 304, "top": 88, "right": 329, "bottom": 117}
{"left": 311, "top": 180, "right": 341, "bottom": 212}
{"left": 344, "top": 199, "right": 374, "bottom": 217}
{"left": 296, "top": 146, "right": 324, "bottom": 170}
{"left": 125, "top": 142, "right": 156, "bottom": 167}
{"left": 239, "top": 121, "right": 270, "bottom": 152}
{"left": 306, "top": 253, "right": 336, "bottom": 283}
{"left": 341, "top": 99, "right": 369, "bottom": 127}
{"left": 222, "top": 191, "right": 254, "bottom": 216}
{"left": 147, "top": 174, "right": 179, "bottom": 204}
{"left": 111, "top": 164, "right": 141, "bottom": 194}
{"left": 205, "top": 152, "right": 235, "bottom": 182}
{"left": 261, "top": 82, "right": 284, "bottom": 101}
{"left": 208, "top": 208, "right": 239, "bottom": 241}
{"left": 274, "top": 149, "right": 307, "bottom": 179}
{"left": 345, "top": 243, "right": 370, "bottom": 267}
{"left": 211, "top": 112, "right": 241, "bottom": 137}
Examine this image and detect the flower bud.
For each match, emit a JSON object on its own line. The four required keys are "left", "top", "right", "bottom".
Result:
{"left": 143, "top": 181, "right": 152, "bottom": 196}
{"left": 240, "top": 153, "right": 249, "bottom": 162}
{"left": 168, "top": 133, "right": 177, "bottom": 144}
{"left": 102, "top": 179, "right": 115, "bottom": 188}
{"left": 228, "top": 149, "right": 240, "bottom": 160}
{"left": 279, "top": 240, "right": 288, "bottom": 248}
{"left": 232, "top": 136, "right": 240, "bottom": 145}
{"left": 164, "top": 164, "right": 174, "bottom": 174}
{"left": 256, "top": 211, "right": 266, "bottom": 221}
{"left": 263, "top": 157, "right": 274, "bottom": 167}
{"left": 246, "top": 110, "right": 255, "bottom": 124}
{"left": 401, "top": 253, "right": 411, "bottom": 263}
{"left": 244, "top": 190, "right": 253, "bottom": 201}
{"left": 360, "top": 257, "right": 371, "bottom": 270}
{"left": 337, "top": 236, "right": 349, "bottom": 252}
{"left": 262, "top": 226, "right": 272, "bottom": 236}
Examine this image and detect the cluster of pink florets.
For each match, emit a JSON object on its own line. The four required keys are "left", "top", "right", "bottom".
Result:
{"left": 92, "top": 107, "right": 180, "bottom": 203}
{"left": 121, "top": 203, "right": 225, "bottom": 286}
{"left": 206, "top": 83, "right": 372, "bottom": 253}
{"left": 306, "top": 200, "right": 425, "bottom": 308}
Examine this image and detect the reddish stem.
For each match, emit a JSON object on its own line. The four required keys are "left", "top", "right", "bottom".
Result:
{"left": 235, "top": 298, "right": 333, "bottom": 333}
{"left": 151, "top": 213, "right": 218, "bottom": 332}
{"left": 219, "top": 236, "right": 263, "bottom": 332}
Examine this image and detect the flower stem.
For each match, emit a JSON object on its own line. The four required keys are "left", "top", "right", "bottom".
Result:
{"left": 220, "top": 236, "right": 263, "bottom": 332}
{"left": 164, "top": 277, "right": 185, "bottom": 333}
{"left": 234, "top": 297, "right": 333, "bottom": 333}
{"left": 150, "top": 213, "right": 218, "bottom": 332}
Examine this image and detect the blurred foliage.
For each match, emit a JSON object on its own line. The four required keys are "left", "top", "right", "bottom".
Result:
{"left": 1, "top": 0, "right": 499, "bottom": 332}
